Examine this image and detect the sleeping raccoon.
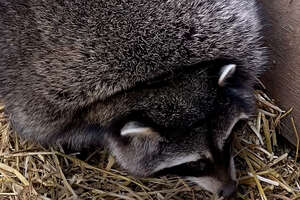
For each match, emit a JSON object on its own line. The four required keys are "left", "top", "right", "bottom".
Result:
{"left": 0, "top": 0, "right": 267, "bottom": 198}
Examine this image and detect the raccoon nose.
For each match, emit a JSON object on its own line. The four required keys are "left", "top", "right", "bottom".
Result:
{"left": 218, "top": 180, "right": 237, "bottom": 199}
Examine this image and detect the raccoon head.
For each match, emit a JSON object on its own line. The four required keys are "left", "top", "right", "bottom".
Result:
{"left": 106, "top": 113, "right": 246, "bottom": 198}
{"left": 103, "top": 64, "right": 252, "bottom": 198}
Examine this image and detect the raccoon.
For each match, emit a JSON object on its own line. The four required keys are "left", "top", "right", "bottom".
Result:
{"left": 0, "top": 0, "right": 267, "bottom": 198}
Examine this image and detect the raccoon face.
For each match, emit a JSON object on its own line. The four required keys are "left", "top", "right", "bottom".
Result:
{"left": 103, "top": 65, "right": 251, "bottom": 198}
{"left": 106, "top": 113, "right": 246, "bottom": 198}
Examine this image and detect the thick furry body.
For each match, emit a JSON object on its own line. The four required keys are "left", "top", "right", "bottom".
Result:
{"left": 0, "top": 0, "right": 267, "bottom": 196}
{"left": 0, "top": 0, "right": 265, "bottom": 145}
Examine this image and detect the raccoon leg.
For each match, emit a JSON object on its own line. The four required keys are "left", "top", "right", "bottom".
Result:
{"left": 42, "top": 124, "right": 107, "bottom": 151}
{"left": 7, "top": 108, "right": 105, "bottom": 151}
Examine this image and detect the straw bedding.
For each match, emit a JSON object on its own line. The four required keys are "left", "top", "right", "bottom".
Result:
{"left": 0, "top": 87, "right": 299, "bottom": 200}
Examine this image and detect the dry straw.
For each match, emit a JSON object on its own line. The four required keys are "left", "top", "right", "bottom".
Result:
{"left": 0, "top": 89, "right": 299, "bottom": 200}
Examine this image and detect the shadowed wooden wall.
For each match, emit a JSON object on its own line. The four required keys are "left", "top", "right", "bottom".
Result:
{"left": 261, "top": 0, "right": 300, "bottom": 145}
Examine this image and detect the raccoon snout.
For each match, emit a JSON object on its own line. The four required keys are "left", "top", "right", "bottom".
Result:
{"left": 218, "top": 180, "right": 237, "bottom": 199}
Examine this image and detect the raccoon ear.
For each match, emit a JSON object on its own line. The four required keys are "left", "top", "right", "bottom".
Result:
{"left": 217, "top": 113, "right": 248, "bottom": 149}
{"left": 218, "top": 64, "right": 236, "bottom": 87}
{"left": 121, "top": 121, "right": 159, "bottom": 137}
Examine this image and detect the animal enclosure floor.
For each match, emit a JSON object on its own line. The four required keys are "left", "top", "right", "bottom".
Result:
{"left": 0, "top": 89, "right": 299, "bottom": 200}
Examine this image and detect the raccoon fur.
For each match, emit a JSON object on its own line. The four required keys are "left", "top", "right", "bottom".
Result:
{"left": 0, "top": 0, "right": 267, "bottom": 198}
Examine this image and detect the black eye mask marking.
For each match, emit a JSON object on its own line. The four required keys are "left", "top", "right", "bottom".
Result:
{"left": 153, "top": 159, "right": 212, "bottom": 177}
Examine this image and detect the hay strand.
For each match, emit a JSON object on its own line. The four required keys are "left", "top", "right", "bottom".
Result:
{"left": 291, "top": 117, "right": 299, "bottom": 161}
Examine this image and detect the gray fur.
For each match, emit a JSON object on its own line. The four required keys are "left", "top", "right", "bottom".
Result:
{"left": 0, "top": 0, "right": 267, "bottom": 197}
